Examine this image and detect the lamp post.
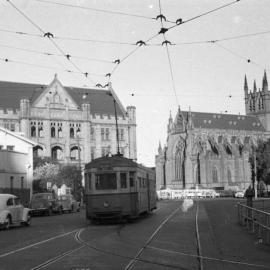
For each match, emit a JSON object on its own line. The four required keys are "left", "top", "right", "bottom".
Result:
{"left": 253, "top": 147, "right": 258, "bottom": 199}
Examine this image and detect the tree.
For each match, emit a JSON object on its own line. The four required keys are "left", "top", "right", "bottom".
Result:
{"left": 33, "top": 162, "right": 60, "bottom": 192}
{"left": 33, "top": 156, "right": 56, "bottom": 169}
{"left": 55, "top": 165, "right": 83, "bottom": 200}
{"left": 251, "top": 139, "right": 270, "bottom": 186}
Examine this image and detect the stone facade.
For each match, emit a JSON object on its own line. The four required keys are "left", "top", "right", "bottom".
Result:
{"left": 0, "top": 75, "right": 137, "bottom": 177}
{"left": 156, "top": 72, "right": 270, "bottom": 191}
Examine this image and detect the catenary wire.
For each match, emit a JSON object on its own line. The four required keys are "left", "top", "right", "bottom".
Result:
{"left": 168, "top": 0, "right": 241, "bottom": 31}
{"left": 0, "top": 57, "right": 104, "bottom": 77}
{"left": 213, "top": 42, "right": 266, "bottom": 70}
{"left": 35, "top": 0, "right": 175, "bottom": 23}
{"left": 0, "top": 42, "right": 114, "bottom": 64}
{"left": 2, "top": 26, "right": 270, "bottom": 47}
{"left": 158, "top": 0, "right": 179, "bottom": 107}
{"left": 6, "top": 0, "right": 96, "bottom": 85}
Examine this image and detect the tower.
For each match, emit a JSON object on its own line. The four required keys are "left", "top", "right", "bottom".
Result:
{"left": 245, "top": 72, "right": 270, "bottom": 132}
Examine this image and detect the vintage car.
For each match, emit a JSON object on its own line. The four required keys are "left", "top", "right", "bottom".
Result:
{"left": 30, "top": 192, "right": 63, "bottom": 216}
{"left": 58, "top": 194, "right": 80, "bottom": 213}
{"left": 235, "top": 191, "right": 245, "bottom": 198}
{"left": 0, "top": 194, "right": 31, "bottom": 229}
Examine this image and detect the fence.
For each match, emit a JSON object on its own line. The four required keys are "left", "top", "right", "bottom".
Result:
{"left": 237, "top": 202, "right": 270, "bottom": 245}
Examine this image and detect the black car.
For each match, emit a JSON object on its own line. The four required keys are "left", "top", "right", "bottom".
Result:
{"left": 30, "top": 193, "right": 63, "bottom": 216}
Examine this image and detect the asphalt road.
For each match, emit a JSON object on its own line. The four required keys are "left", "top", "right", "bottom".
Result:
{"left": 0, "top": 199, "right": 270, "bottom": 270}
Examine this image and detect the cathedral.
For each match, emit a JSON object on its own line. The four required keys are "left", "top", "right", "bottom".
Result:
{"left": 0, "top": 75, "right": 137, "bottom": 173}
{"left": 155, "top": 72, "right": 270, "bottom": 191}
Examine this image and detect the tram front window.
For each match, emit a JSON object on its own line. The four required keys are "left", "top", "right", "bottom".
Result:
{"left": 95, "top": 173, "right": 117, "bottom": 190}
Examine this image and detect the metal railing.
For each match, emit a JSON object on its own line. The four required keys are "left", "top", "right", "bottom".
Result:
{"left": 237, "top": 202, "right": 270, "bottom": 245}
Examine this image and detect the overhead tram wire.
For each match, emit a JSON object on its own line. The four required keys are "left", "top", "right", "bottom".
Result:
{"left": 0, "top": 42, "right": 113, "bottom": 64}
{"left": 35, "top": 0, "right": 176, "bottom": 24}
{"left": 0, "top": 56, "right": 104, "bottom": 78}
{"left": 0, "top": 28, "right": 136, "bottom": 46}
{"left": 157, "top": 0, "right": 179, "bottom": 107}
{"left": 6, "top": 0, "right": 96, "bottom": 85}
{"left": 106, "top": 32, "right": 160, "bottom": 80}
{"left": 168, "top": 0, "right": 241, "bottom": 32}
{"left": 213, "top": 42, "right": 266, "bottom": 71}
{"left": 0, "top": 56, "right": 77, "bottom": 73}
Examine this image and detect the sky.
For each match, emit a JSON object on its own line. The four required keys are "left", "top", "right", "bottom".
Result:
{"left": 1, "top": 0, "right": 270, "bottom": 167}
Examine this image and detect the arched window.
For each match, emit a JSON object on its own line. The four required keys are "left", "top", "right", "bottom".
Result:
{"left": 70, "top": 127, "right": 74, "bottom": 138}
{"left": 58, "top": 127, "right": 62, "bottom": 138}
{"left": 51, "top": 146, "right": 63, "bottom": 160}
{"left": 174, "top": 140, "right": 184, "bottom": 181}
{"left": 51, "top": 126, "right": 56, "bottom": 138}
{"left": 31, "top": 126, "right": 36, "bottom": 137}
{"left": 53, "top": 93, "right": 60, "bottom": 103}
{"left": 70, "top": 146, "right": 80, "bottom": 160}
{"left": 227, "top": 168, "right": 233, "bottom": 184}
{"left": 38, "top": 126, "right": 43, "bottom": 137}
{"left": 33, "top": 145, "right": 43, "bottom": 157}
{"left": 212, "top": 167, "right": 218, "bottom": 183}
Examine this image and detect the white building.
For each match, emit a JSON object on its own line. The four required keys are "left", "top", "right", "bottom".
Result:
{"left": 0, "top": 75, "right": 137, "bottom": 186}
{"left": 0, "top": 127, "right": 36, "bottom": 203}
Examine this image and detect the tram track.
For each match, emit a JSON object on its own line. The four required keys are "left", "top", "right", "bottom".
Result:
{"left": 3, "top": 200, "right": 267, "bottom": 270}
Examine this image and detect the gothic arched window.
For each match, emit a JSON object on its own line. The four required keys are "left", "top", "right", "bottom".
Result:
{"left": 212, "top": 167, "right": 218, "bottom": 183}
{"left": 227, "top": 168, "right": 232, "bottom": 184}
{"left": 51, "top": 127, "right": 56, "bottom": 138}
{"left": 31, "top": 126, "right": 36, "bottom": 137}
{"left": 174, "top": 140, "right": 184, "bottom": 181}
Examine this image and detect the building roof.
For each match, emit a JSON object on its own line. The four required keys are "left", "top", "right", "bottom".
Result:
{"left": 0, "top": 80, "right": 126, "bottom": 117}
{"left": 85, "top": 154, "right": 138, "bottom": 169}
{"left": 181, "top": 111, "right": 265, "bottom": 132}
{"left": 0, "top": 127, "right": 36, "bottom": 146}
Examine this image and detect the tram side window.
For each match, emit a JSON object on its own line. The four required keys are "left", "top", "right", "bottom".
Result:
{"left": 95, "top": 173, "right": 117, "bottom": 190}
{"left": 85, "top": 173, "right": 91, "bottom": 190}
{"left": 120, "top": 173, "right": 127, "bottom": 189}
{"left": 129, "top": 172, "right": 134, "bottom": 187}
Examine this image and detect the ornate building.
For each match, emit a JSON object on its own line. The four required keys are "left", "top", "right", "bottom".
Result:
{"left": 0, "top": 75, "right": 137, "bottom": 173}
{"left": 156, "top": 72, "right": 270, "bottom": 191}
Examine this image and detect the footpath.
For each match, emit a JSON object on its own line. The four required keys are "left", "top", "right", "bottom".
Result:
{"left": 198, "top": 199, "right": 270, "bottom": 270}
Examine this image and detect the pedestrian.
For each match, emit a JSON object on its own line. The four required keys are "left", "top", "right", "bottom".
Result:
{"left": 245, "top": 185, "right": 254, "bottom": 207}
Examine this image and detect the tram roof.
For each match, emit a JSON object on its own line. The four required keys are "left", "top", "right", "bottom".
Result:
{"left": 85, "top": 155, "right": 138, "bottom": 169}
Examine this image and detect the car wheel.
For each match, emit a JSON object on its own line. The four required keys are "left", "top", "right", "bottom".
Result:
{"left": 25, "top": 214, "right": 31, "bottom": 226}
{"left": 5, "top": 216, "right": 11, "bottom": 230}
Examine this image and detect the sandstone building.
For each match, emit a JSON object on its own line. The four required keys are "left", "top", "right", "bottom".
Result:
{"left": 156, "top": 72, "right": 270, "bottom": 191}
{"left": 0, "top": 75, "right": 137, "bottom": 177}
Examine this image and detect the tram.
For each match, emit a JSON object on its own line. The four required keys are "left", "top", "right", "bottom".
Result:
{"left": 84, "top": 154, "right": 156, "bottom": 221}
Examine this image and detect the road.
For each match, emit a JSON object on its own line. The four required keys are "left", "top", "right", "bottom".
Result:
{"left": 0, "top": 199, "right": 270, "bottom": 270}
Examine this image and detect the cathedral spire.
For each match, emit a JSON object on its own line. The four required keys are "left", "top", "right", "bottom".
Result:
{"left": 244, "top": 74, "right": 248, "bottom": 95}
{"left": 253, "top": 80, "right": 257, "bottom": 92}
{"left": 158, "top": 141, "right": 162, "bottom": 154}
{"left": 262, "top": 70, "right": 268, "bottom": 92}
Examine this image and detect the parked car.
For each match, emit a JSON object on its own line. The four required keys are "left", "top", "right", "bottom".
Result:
{"left": 0, "top": 194, "right": 31, "bottom": 229}
{"left": 235, "top": 191, "right": 245, "bottom": 198}
{"left": 30, "top": 192, "right": 63, "bottom": 216}
{"left": 58, "top": 194, "right": 80, "bottom": 213}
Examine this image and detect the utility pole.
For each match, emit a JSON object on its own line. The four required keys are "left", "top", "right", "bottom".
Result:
{"left": 113, "top": 98, "right": 120, "bottom": 155}
{"left": 254, "top": 148, "right": 258, "bottom": 199}
{"left": 107, "top": 92, "right": 120, "bottom": 155}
